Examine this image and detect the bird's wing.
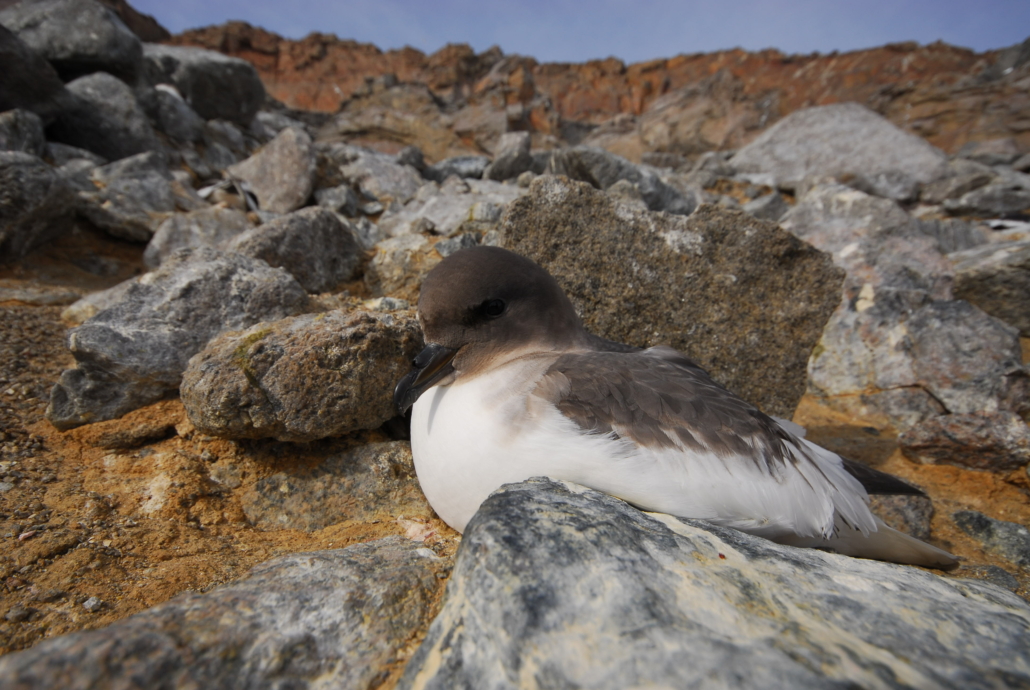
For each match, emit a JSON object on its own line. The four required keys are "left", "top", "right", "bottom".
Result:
{"left": 533, "top": 346, "right": 877, "bottom": 539}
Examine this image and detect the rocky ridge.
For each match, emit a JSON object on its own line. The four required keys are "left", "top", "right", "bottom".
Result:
{"left": 0, "top": 1, "right": 1029, "bottom": 687}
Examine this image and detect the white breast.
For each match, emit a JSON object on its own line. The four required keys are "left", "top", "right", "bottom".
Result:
{"left": 410, "top": 356, "right": 872, "bottom": 538}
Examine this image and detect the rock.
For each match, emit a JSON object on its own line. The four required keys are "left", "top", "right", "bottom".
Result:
{"left": 603, "top": 178, "right": 649, "bottom": 212}
{"left": 423, "top": 155, "right": 489, "bottom": 182}
{"left": 483, "top": 131, "right": 532, "bottom": 181}
{"left": 141, "top": 43, "right": 265, "bottom": 126}
{"left": 731, "top": 103, "right": 948, "bottom": 188}
{"left": 241, "top": 442, "right": 432, "bottom": 529}
{"left": 46, "top": 72, "right": 160, "bottom": 162}
{"left": 315, "top": 184, "right": 361, "bottom": 217}
{"left": 60, "top": 276, "right": 139, "bottom": 324}
{"left": 401, "top": 478, "right": 1030, "bottom": 689}
{"left": 845, "top": 169, "right": 921, "bottom": 202}
{"left": 76, "top": 151, "right": 178, "bottom": 242}
{"left": 143, "top": 206, "right": 250, "bottom": 268}
{"left": 181, "top": 309, "right": 421, "bottom": 441}
{"left": 0, "top": 538, "right": 448, "bottom": 690}
{"left": 0, "top": 0, "right": 142, "bottom": 82}
{"left": 899, "top": 411, "right": 1030, "bottom": 472}
{"left": 0, "top": 109, "right": 45, "bottom": 157}
{"left": 46, "top": 247, "right": 309, "bottom": 430}
{"left": 954, "top": 510, "right": 1030, "bottom": 568}
{"left": 945, "top": 184, "right": 1030, "bottom": 217}
{"left": 331, "top": 144, "right": 424, "bottom": 205}
{"left": 915, "top": 217, "right": 988, "bottom": 254}
{"left": 47, "top": 142, "right": 106, "bottom": 167}
{"left": 225, "top": 207, "right": 363, "bottom": 293}
{"left": 80, "top": 596, "right": 102, "bottom": 612}
{"left": 149, "top": 84, "right": 205, "bottom": 143}
{"left": 780, "top": 184, "right": 915, "bottom": 255}
{"left": 0, "top": 151, "right": 76, "bottom": 263}
{"left": 377, "top": 176, "right": 523, "bottom": 238}
{"left": 958, "top": 138, "right": 1023, "bottom": 166}
{"left": 433, "top": 232, "right": 480, "bottom": 258}
{"left": 0, "top": 24, "right": 75, "bottom": 122}
{"left": 364, "top": 234, "right": 440, "bottom": 300}
{"left": 963, "top": 565, "right": 1021, "bottom": 592}
{"left": 868, "top": 494, "right": 933, "bottom": 541}
{"left": 0, "top": 285, "right": 83, "bottom": 305}
{"left": 395, "top": 145, "right": 426, "bottom": 171}
{"left": 548, "top": 146, "right": 696, "bottom": 215}
{"left": 951, "top": 240, "right": 1030, "bottom": 334}
{"left": 501, "top": 176, "right": 843, "bottom": 418}
{"left": 225, "top": 126, "right": 314, "bottom": 213}
{"left": 921, "top": 170, "right": 995, "bottom": 204}
{"left": 1014, "top": 152, "right": 1030, "bottom": 173}
{"left": 809, "top": 288, "right": 1030, "bottom": 429}
{"left": 741, "top": 191, "right": 789, "bottom": 221}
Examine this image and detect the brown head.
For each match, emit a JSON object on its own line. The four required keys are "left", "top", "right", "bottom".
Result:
{"left": 394, "top": 246, "right": 586, "bottom": 412}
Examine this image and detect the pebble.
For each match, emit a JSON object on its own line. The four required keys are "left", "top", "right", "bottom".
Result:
{"left": 82, "top": 596, "right": 103, "bottom": 612}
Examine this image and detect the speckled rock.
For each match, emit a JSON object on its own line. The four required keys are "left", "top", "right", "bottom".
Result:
{"left": 142, "top": 43, "right": 266, "bottom": 126}
{"left": 0, "top": 151, "right": 76, "bottom": 263}
{"left": 954, "top": 510, "right": 1030, "bottom": 568}
{"left": 0, "top": 0, "right": 142, "bottom": 82}
{"left": 951, "top": 240, "right": 1030, "bottom": 335}
{"left": 0, "top": 109, "right": 45, "bottom": 157}
{"left": 225, "top": 126, "right": 315, "bottom": 213}
{"left": 47, "top": 72, "right": 160, "bottom": 162}
{"left": 899, "top": 411, "right": 1030, "bottom": 472}
{"left": 181, "top": 309, "right": 422, "bottom": 442}
{"left": 400, "top": 478, "right": 1030, "bottom": 690}
{"left": 47, "top": 248, "right": 310, "bottom": 430}
{"left": 144, "top": 206, "right": 251, "bottom": 268}
{"left": 868, "top": 494, "right": 934, "bottom": 541}
{"left": 500, "top": 175, "right": 844, "bottom": 418}
{"left": 225, "top": 207, "right": 363, "bottom": 293}
{"left": 730, "top": 103, "right": 948, "bottom": 188}
{"left": 0, "top": 538, "right": 449, "bottom": 690}
{"left": 364, "top": 234, "right": 441, "bottom": 300}
{"left": 241, "top": 442, "right": 433, "bottom": 530}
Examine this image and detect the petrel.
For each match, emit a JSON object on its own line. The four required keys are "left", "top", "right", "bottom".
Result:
{"left": 394, "top": 246, "right": 956, "bottom": 569}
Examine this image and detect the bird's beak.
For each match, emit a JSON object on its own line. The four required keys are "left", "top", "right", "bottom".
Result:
{"left": 394, "top": 343, "right": 458, "bottom": 414}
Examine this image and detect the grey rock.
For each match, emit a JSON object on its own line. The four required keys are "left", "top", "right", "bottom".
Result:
{"left": 954, "top": 510, "right": 1030, "bottom": 568}
{"left": 846, "top": 169, "right": 921, "bottom": 202}
{"left": 781, "top": 184, "right": 915, "bottom": 256}
{"left": 350, "top": 216, "right": 384, "bottom": 250}
{"left": 963, "top": 565, "right": 1021, "bottom": 592}
{"left": 226, "top": 207, "right": 363, "bottom": 292}
{"left": 868, "top": 494, "right": 933, "bottom": 541}
{"left": 915, "top": 217, "right": 988, "bottom": 254}
{"left": 0, "top": 151, "right": 75, "bottom": 263}
{"left": 548, "top": 145, "right": 697, "bottom": 215}
{"left": 401, "top": 478, "right": 1030, "bottom": 690}
{"left": 1014, "top": 152, "right": 1030, "bottom": 173}
{"left": 76, "top": 151, "right": 177, "bottom": 242}
{"left": 899, "top": 411, "right": 1030, "bottom": 472}
{"left": 249, "top": 110, "right": 305, "bottom": 141}
{"left": 334, "top": 144, "right": 423, "bottom": 205}
{"left": 376, "top": 177, "right": 523, "bottom": 239}
{"left": 423, "top": 155, "right": 489, "bottom": 182}
{"left": 142, "top": 43, "right": 265, "bottom": 126}
{"left": 0, "top": 0, "right": 141, "bottom": 82}
{"left": 46, "top": 142, "right": 106, "bottom": 167}
{"left": 921, "top": 170, "right": 996, "bottom": 204}
{"left": 315, "top": 184, "right": 361, "bottom": 217}
{"left": 0, "top": 109, "right": 45, "bottom": 156}
{"left": 0, "top": 537, "right": 448, "bottom": 690}
{"left": 484, "top": 131, "right": 532, "bottom": 181}
{"left": 143, "top": 206, "right": 250, "bottom": 268}
{"left": 951, "top": 240, "right": 1030, "bottom": 334}
{"left": 80, "top": 596, "right": 102, "bottom": 612}
{"left": 242, "top": 442, "right": 433, "bottom": 530}
{"left": 46, "top": 248, "right": 309, "bottom": 430}
{"left": 603, "top": 178, "right": 649, "bottom": 212}
{"left": 55, "top": 158, "right": 97, "bottom": 193}
{"left": 0, "top": 24, "right": 74, "bottom": 122}
{"left": 501, "top": 176, "right": 843, "bottom": 418}
{"left": 742, "top": 191, "right": 789, "bottom": 221}
{"left": 731, "top": 103, "right": 948, "bottom": 188}
{"left": 395, "top": 145, "right": 425, "bottom": 171}
{"left": 958, "top": 138, "right": 1023, "bottom": 167}
{"left": 225, "top": 126, "right": 314, "bottom": 213}
{"left": 434, "top": 232, "right": 481, "bottom": 258}
{"left": 181, "top": 310, "right": 422, "bottom": 442}
{"left": 60, "top": 276, "right": 139, "bottom": 324}
{"left": 0, "top": 285, "right": 83, "bottom": 305}
{"left": 150, "top": 84, "right": 204, "bottom": 143}
{"left": 47, "top": 71, "right": 160, "bottom": 162}
{"left": 945, "top": 183, "right": 1030, "bottom": 216}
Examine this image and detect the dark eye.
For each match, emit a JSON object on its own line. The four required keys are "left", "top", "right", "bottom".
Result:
{"left": 484, "top": 299, "right": 506, "bottom": 318}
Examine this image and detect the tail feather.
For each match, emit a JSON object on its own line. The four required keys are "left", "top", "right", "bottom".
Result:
{"left": 775, "top": 516, "right": 958, "bottom": 570}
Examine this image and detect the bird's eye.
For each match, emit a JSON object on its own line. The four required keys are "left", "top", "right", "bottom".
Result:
{"left": 484, "top": 299, "right": 506, "bottom": 318}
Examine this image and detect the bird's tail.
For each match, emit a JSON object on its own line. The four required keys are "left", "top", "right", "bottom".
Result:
{"left": 776, "top": 515, "right": 958, "bottom": 570}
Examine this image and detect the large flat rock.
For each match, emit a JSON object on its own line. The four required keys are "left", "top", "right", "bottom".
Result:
{"left": 401, "top": 478, "right": 1030, "bottom": 690}
{"left": 500, "top": 175, "right": 844, "bottom": 418}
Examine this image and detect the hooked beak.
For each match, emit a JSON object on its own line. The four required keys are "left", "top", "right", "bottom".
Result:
{"left": 394, "top": 343, "right": 458, "bottom": 414}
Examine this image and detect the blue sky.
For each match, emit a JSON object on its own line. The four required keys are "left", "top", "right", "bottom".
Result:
{"left": 134, "top": 0, "right": 1028, "bottom": 64}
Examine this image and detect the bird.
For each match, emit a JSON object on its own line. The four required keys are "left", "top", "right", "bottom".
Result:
{"left": 394, "top": 245, "right": 957, "bottom": 569}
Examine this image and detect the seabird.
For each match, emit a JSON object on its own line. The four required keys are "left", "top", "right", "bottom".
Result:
{"left": 395, "top": 246, "right": 956, "bottom": 569}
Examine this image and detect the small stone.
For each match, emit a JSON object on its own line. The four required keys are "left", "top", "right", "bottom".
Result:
{"left": 742, "top": 191, "right": 789, "bottom": 221}
{"left": 4, "top": 604, "right": 34, "bottom": 623}
{"left": 424, "top": 155, "right": 490, "bottom": 182}
{"left": 82, "top": 596, "right": 102, "bottom": 612}
{"left": 954, "top": 510, "right": 1030, "bottom": 568}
